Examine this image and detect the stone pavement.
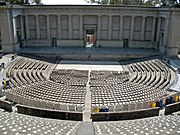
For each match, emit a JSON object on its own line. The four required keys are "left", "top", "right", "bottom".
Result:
{"left": 1, "top": 108, "right": 180, "bottom": 135}
{"left": 93, "top": 113, "right": 180, "bottom": 135}
{"left": 77, "top": 122, "right": 95, "bottom": 135}
{"left": 0, "top": 109, "right": 81, "bottom": 135}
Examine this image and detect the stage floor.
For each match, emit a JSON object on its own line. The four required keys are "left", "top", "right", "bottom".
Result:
{"left": 56, "top": 60, "right": 123, "bottom": 71}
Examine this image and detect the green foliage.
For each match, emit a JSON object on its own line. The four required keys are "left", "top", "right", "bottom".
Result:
{"left": 85, "top": 0, "right": 180, "bottom": 7}
{"left": 85, "top": 0, "right": 143, "bottom": 5}
{"left": 4, "top": 0, "right": 42, "bottom": 4}
{"left": 143, "top": 0, "right": 160, "bottom": 6}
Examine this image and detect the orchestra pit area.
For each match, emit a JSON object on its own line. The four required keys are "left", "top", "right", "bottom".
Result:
{"left": 0, "top": 55, "right": 180, "bottom": 135}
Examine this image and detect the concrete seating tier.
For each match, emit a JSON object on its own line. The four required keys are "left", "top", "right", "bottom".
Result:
{"left": 91, "top": 59, "right": 177, "bottom": 112}
{"left": 0, "top": 109, "right": 81, "bottom": 135}
{"left": 50, "top": 69, "right": 88, "bottom": 86}
{"left": 93, "top": 113, "right": 180, "bottom": 135}
{"left": 128, "top": 59, "right": 175, "bottom": 90}
{"left": 90, "top": 70, "right": 129, "bottom": 86}
{"left": 6, "top": 80, "right": 86, "bottom": 112}
{"left": 5, "top": 56, "right": 55, "bottom": 87}
{"left": 5, "top": 57, "right": 177, "bottom": 114}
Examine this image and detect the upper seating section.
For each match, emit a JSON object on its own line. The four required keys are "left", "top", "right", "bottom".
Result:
{"left": 127, "top": 59, "right": 176, "bottom": 90}
{"left": 5, "top": 56, "right": 55, "bottom": 87}
{"left": 6, "top": 80, "right": 86, "bottom": 111}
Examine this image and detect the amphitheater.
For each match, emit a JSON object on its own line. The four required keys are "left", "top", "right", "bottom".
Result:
{"left": 0, "top": 3, "right": 180, "bottom": 135}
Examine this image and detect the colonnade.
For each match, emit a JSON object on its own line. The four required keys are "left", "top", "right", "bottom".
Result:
{"left": 22, "top": 14, "right": 168, "bottom": 43}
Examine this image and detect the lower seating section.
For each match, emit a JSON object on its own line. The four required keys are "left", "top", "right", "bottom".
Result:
{"left": 0, "top": 109, "right": 81, "bottom": 134}
{"left": 91, "top": 82, "right": 166, "bottom": 107}
{"left": 6, "top": 80, "right": 86, "bottom": 112}
{"left": 93, "top": 113, "right": 180, "bottom": 135}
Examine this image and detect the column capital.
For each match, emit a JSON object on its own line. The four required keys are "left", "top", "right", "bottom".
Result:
{"left": 142, "top": 15, "right": 147, "bottom": 18}
{"left": 131, "top": 15, "right": 136, "bottom": 18}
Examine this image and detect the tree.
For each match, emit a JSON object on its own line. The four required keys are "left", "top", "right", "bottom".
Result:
{"left": 4, "top": 0, "right": 42, "bottom": 4}
{"left": 85, "top": 0, "right": 180, "bottom": 6}
{"left": 85, "top": 0, "right": 143, "bottom": 5}
{"left": 143, "top": 0, "right": 160, "bottom": 6}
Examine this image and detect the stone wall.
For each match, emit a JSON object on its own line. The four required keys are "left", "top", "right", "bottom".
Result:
{"left": 92, "top": 107, "right": 160, "bottom": 121}
{"left": 17, "top": 104, "right": 83, "bottom": 121}
{"left": 165, "top": 101, "right": 180, "bottom": 115}
{"left": 0, "top": 5, "right": 179, "bottom": 56}
{"left": 0, "top": 99, "right": 12, "bottom": 112}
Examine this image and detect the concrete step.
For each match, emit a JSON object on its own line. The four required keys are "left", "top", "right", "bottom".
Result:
{"left": 77, "top": 122, "right": 95, "bottom": 135}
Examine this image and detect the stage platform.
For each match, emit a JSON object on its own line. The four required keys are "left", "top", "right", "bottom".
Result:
{"left": 56, "top": 60, "right": 123, "bottom": 71}
{"left": 19, "top": 46, "right": 161, "bottom": 60}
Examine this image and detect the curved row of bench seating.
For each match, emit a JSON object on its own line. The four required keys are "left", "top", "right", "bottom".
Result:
{"left": 50, "top": 69, "right": 88, "bottom": 86}
{"left": 5, "top": 56, "right": 55, "bottom": 87}
{"left": 127, "top": 59, "right": 175, "bottom": 90}
{"left": 6, "top": 80, "right": 86, "bottom": 112}
{"left": 91, "top": 59, "right": 177, "bottom": 112}
{"left": 5, "top": 57, "right": 178, "bottom": 114}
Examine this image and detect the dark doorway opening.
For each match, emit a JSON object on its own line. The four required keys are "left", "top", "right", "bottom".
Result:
{"left": 123, "top": 39, "right": 129, "bottom": 48}
{"left": 86, "top": 29, "right": 94, "bottom": 47}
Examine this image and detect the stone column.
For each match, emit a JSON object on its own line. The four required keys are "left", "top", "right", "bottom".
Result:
{"left": 119, "top": 15, "right": 123, "bottom": 40}
{"left": 36, "top": 15, "right": 40, "bottom": 39}
{"left": 97, "top": 15, "right": 101, "bottom": 40}
{"left": 58, "top": 14, "right": 61, "bottom": 39}
{"left": 151, "top": 16, "right": 156, "bottom": 41}
{"left": 20, "top": 15, "right": 24, "bottom": 40}
{"left": 0, "top": 10, "right": 14, "bottom": 53}
{"left": 163, "top": 17, "right": 170, "bottom": 54}
{"left": 69, "top": 14, "right": 72, "bottom": 40}
{"left": 108, "top": 15, "right": 112, "bottom": 40}
{"left": 156, "top": 17, "right": 161, "bottom": 42}
{"left": 12, "top": 17, "right": 17, "bottom": 52}
{"left": 25, "top": 15, "right": 29, "bottom": 39}
{"left": 141, "top": 16, "right": 146, "bottom": 41}
{"left": 130, "top": 15, "right": 135, "bottom": 40}
{"left": 47, "top": 15, "right": 50, "bottom": 40}
{"left": 80, "top": 15, "right": 83, "bottom": 40}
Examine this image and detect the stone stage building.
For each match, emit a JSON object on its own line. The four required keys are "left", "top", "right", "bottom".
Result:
{"left": 0, "top": 5, "right": 179, "bottom": 57}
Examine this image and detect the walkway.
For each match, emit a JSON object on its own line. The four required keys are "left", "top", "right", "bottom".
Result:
{"left": 83, "top": 70, "right": 92, "bottom": 122}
